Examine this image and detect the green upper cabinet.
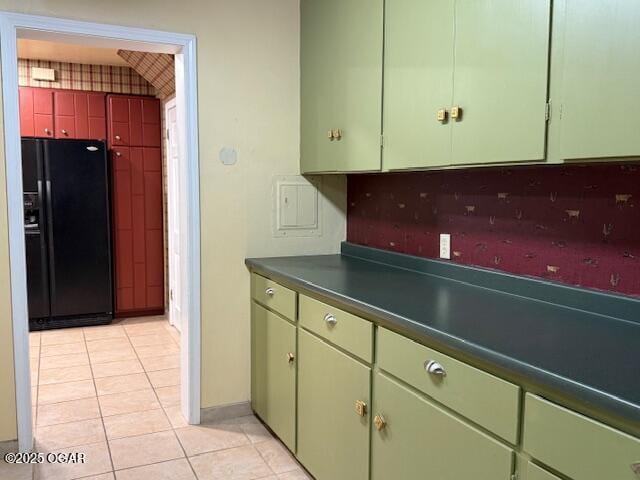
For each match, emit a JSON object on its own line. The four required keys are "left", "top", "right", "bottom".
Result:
{"left": 548, "top": 0, "right": 640, "bottom": 161}
{"left": 383, "top": 0, "right": 551, "bottom": 170}
{"left": 451, "top": 0, "right": 551, "bottom": 165}
{"left": 300, "top": 0, "right": 384, "bottom": 173}
{"left": 383, "top": 0, "right": 455, "bottom": 170}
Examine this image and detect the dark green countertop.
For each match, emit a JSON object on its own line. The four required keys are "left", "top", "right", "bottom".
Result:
{"left": 246, "top": 243, "right": 640, "bottom": 434}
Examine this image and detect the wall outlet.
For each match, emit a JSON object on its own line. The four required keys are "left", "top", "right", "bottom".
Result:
{"left": 440, "top": 234, "right": 451, "bottom": 260}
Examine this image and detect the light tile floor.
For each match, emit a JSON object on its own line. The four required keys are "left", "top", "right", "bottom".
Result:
{"left": 1, "top": 316, "right": 310, "bottom": 480}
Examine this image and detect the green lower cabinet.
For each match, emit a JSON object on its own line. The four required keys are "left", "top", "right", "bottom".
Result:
{"left": 251, "top": 303, "right": 296, "bottom": 451}
{"left": 524, "top": 461, "right": 562, "bottom": 480}
{"left": 371, "top": 372, "right": 514, "bottom": 480}
{"left": 297, "top": 329, "right": 371, "bottom": 480}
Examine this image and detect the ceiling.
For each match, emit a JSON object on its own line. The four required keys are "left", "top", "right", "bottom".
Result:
{"left": 17, "top": 39, "right": 129, "bottom": 67}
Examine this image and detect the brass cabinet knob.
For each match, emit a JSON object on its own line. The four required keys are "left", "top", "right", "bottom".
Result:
{"left": 631, "top": 462, "right": 640, "bottom": 475}
{"left": 451, "top": 105, "right": 462, "bottom": 121}
{"left": 115, "top": 151, "right": 122, "bottom": 157}
{"left": 374, "top": 414, "right": 386, "bottom": 431}
{"left": 61, "top": 129, "right": 68, "bottom": 135}
{"left": 115, "top": 135, "right": 121, "bottom": 140}
{"left": 327, "top": 130, "right": 334, "bottom": 139}
{"left": 355, "top": 400, "right": 367, "bottom": 417}
{"left": 44, "top": 128, "right": 50, "bottom": 134}
{"left": 425, "top": 360, "right": 447, "bottom": 377}
{"left": 265, "top": 287, "right": 275, "bottom": 297}
{"left": 333, "top": 128, "right": 342, "bottom": 140}
{"left": 324, "top": 313, "right": 337, "bottom": 326}
{"left": 436, "top": 108, "right": 448, "bottom": 123}
{"left": 287, "top": 352, "right": 295, "bottom": 363}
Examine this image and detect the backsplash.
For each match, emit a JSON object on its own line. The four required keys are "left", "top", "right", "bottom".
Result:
{"left": 347, "top": 164, "right": 640, "bottom": 297}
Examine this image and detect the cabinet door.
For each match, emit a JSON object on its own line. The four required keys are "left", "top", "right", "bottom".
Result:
{"left": 19, "top": 87, "right": 35, "bottom": 136}
{"left": 251, "top": 303, "right": 297, "bottom": 451}
{"left": 142, "top": 147, "right": 164, "bottom": 309}
{"left": 550, "top": 0, "right": 640, "bottom": 160}
{"left": 32, "top": 88, "right": 54, "bottom": 138}
{"left": 383, "top": 0, "right": 455, "bottom": 170}
{"left": 54, "top": 91, "right": 76, "bottom": 139}
{"left": 300, "top": 0, "right": 383, "bottom": 173}
{"left": 371, "top": 372, "right": 514, "bottom": 480}
{"left": 87, "top": 93, "right": 107, "bottom": 140}
{"left": 108, "top": 95, "right": 131, "bottom": 147}
{"left": 297, "top": 329, "right": 370, "bottom": 480}
{"left": 451, "top": 0, "right": 550, "bottom": 165}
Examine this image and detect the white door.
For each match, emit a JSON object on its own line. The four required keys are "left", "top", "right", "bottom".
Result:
{"left": 166, "top": 99, "right": 183, "bottom": 332}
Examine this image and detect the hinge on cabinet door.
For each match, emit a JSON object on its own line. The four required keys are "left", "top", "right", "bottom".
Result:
{"left": 545, "top": 102, "right": 551, "bottom": 121}
{"left": 380, "top": 134, "right": 384, "bottom": 148}
{"left": 170, "top": 289, "right": 174, "bottom": 301}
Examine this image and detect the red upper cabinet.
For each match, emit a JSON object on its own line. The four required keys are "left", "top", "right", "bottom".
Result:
{"left": 107, "top": 95, "right": 161, "bottom": 148}
{"left": 53, "top": 91, "right": 106, "bottom": 141}
{"left": 19, "top": 87, "right": 54, "bottom": 138}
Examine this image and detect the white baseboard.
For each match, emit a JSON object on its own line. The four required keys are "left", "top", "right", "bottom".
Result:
{"left": 200, "top": 401, "right": 252, "bottom": 424}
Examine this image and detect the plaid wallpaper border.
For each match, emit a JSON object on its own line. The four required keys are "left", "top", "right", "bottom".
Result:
{"left": 18, "top": 58, "right": 156, "bottom": 96}
{"left": 117, "top": 50, "right": 175, "bottom": 99}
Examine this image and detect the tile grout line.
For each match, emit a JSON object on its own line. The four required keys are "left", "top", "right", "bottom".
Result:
{"left": 82, "top": 326, "right": 118, "bottom": 478}
{"left": 119, "top": 317, "right": 200, "bottom": 478}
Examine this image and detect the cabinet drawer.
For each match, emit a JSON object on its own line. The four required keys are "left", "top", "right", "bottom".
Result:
{"left": 523, "top": 394, "right": 640, "bottom": 480}
{"left": 377, "top": 327, "right": 520, "bottom": 443}
{"left": 525, "top": 462, "right": 560, "bottom": 480}
{"left": 251, "top": 273, "right": 296, "bottom": 321}
{"left": 299, "top": 294, "right": 373, "bottom": 363}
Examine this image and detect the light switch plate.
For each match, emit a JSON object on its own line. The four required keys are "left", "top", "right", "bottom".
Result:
{"left": 440, "top": 234, "right": 451, "bottom": 260}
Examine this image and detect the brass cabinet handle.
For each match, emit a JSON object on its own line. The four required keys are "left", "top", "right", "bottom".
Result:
{"left": 327, "top": 130, "right": 334, "bottom": 139}
{"left": 333, "top": 128, "right": 342, "bottom": 140}
{"left": 287, "top": 352, "right": 295, "bottom": 363}
{"left": 265, "top": 287, "right": 275, "bottom": 297}
{"left": 425, "top": 360, "right": 446, "bottom": 377}
{"left": 355, "top": 400, "right": 367, "bottom": 417}
{"left": 324, "top": 313, "right": 337, "bottom": 326}
{"left": 374, "top": 414, "right": 386, "bottom": 431}
{"left": 451, "top": 105, "right": 462, "bottom": 121}
{"left": 436, "top": 108, "right": 448, "bottom": 123}
{"left": 115, "top": 135, "right": 121, "bottom": 140}
{"left": 631, "top": 462, "right": 640, "bottom": 476}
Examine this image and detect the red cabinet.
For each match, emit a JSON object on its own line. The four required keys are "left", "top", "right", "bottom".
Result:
{"left": 53, "top": 91, "right": 106, "bottom": 140}
{"left": 108, "top": 95, "right": 161, "bottom": 148}
{"left": 19, "top": 87, "right": 106, "bottom": 140}
{"left": 19, "top": 87, "right": 54, "bottom": 138}
{"left": 108, "top": 94, "right": 164, "bottom": 316}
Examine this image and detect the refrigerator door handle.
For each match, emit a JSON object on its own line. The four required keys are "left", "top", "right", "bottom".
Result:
{"left": 45, "top": 179, "right": 56, "bottom": 303}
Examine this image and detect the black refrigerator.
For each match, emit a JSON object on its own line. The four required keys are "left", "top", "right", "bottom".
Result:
{"left": 22, "top": 138, "right": 113, "bottom": 331}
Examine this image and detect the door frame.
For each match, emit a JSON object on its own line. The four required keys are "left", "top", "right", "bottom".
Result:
{"left": 0, "top": 11, "right": 202, "bottom": 452}
{"left": 164, "top": 97, "right": 183, "bottom": 332}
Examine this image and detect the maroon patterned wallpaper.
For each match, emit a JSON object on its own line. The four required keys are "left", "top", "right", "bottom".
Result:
{"left": 347, "top": 164, "right": 640, "bottom": 297}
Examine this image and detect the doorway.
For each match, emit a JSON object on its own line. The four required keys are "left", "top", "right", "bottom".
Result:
{"left": 0, "top": 12, "right": 201, "bottom": 453}
{"left": 165, "top": 97, "right": 184, "bottom": 333}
